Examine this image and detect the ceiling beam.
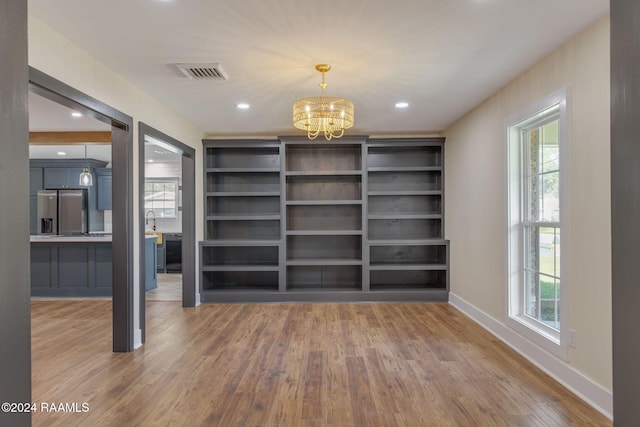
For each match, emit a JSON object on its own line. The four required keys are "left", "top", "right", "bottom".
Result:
{"left": 29, "top": 131, "right": 112, "bottom": 144}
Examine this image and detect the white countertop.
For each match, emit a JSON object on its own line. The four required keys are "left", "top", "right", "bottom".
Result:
{"left": 30, "top": 235, "right": 112, "bottom": 243}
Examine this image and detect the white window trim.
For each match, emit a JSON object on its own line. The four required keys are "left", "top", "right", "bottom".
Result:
{"left": 144, "top": 177, "right": 179, "bottom": 219}
{"left": 505, "top": 88, "right": 570, "bottom": 361}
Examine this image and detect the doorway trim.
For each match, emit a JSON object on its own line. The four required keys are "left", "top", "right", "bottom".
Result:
{"left": 138, "top": 123, "right": 196, "bottom": 341}
{"left": 29, "top": 67, "right": 135, "bottom": 352}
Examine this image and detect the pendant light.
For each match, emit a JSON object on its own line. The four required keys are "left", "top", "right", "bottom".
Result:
{"left": 79, "top": 144, "right": 93, "bottom": 186}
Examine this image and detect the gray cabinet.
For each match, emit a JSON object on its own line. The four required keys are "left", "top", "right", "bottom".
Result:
{"left": 31, "top": 240, "right": 113, "bottom": 297}
{"left": 95, "top": 168, "right": 112, "bottom": 210}
{"left": 44, "top": 167, "right": 84, "bottom": 188}
{"left": 145, "top": 237, "right": 157, "bottom": 291}
{"left": 156, "top": 240, "right": 165, "bottom": 273}
{"left": 199, "top": 137, "right": 448, "bottom": 302}
{"left": 30, "top": 168, "right": 43, "bottom": 234}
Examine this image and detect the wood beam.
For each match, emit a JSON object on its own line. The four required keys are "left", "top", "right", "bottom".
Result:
{"left": 29, "top": 131, "right": 112, "bottom": 144}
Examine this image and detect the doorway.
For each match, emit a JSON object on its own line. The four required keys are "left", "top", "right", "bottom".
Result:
{"left": 29, "top": 67, "right": 135, "bottom": 352}
{"left": 138, "top": 123, "right": 196, "bottom": 342}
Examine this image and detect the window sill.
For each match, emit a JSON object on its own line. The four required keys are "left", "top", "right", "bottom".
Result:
{"left": 507, "top": 314, "right": 568, "bottom": 361}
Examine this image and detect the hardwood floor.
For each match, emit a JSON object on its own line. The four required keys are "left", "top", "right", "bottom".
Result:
{"left": 31, "top": 300, "right": 611, "bottom": 426}
{"left": 146, "top": 273, "right": 182, "bottom": 301}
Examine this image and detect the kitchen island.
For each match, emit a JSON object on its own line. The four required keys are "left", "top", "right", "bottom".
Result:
{"left": 31, "top": 235, "right": 157, "bottom": 297}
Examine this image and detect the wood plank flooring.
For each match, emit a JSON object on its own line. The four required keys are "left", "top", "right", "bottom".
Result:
{"left": 31, "top": 300, "right": 611, "bottom": 426}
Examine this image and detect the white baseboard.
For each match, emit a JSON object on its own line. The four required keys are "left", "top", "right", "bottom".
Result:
{"left": 448, "top": 292, "right": 612, "bottom": 420}
{"left": 133, "top": 328, "right": 143, "bottom": 350}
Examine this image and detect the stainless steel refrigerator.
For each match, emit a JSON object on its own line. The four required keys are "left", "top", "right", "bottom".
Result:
{"left": 36, "top": 189, "right": 88, "bottom": 235}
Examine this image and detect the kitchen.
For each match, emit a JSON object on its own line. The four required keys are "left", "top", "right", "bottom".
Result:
{"left": 29, "top": 91, "right": 183, "bottom": 300}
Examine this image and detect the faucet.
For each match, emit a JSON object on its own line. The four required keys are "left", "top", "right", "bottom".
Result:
{"left": 145, "top": 210, "right": 157, "bottom": 231}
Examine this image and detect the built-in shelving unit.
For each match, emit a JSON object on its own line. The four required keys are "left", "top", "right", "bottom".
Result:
{"left": 199, "top": 136, "right": 448, "bottom": 302}
{"left": 200, "top": 141, "right": 282, "bottom": 292}
{"left": 366, "top": 139, "right": 448, "bottom": 293}
{"left": 284, "top": 138, "right": 364, "bottom": 291}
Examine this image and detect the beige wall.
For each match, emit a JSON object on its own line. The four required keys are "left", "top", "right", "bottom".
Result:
{"left": 445, "top": 16, "right": 611, "bottom": 391}
{"left": 28, "top": 17, "right": 206, "bottom": 332}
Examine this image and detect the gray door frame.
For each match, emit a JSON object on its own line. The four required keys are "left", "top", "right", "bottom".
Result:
{"left": 0, "top": 1, "right": 31, "bottom": 425}
{"left": 138, "top": 122, "right": 196, "bottom": 342}
{"left": 29, "top": 67, "right": 135, "bottom": 353}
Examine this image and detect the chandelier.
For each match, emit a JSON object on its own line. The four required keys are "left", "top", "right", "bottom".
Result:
{"left": 293, "top": 64, "right": 354, "bottom": 140}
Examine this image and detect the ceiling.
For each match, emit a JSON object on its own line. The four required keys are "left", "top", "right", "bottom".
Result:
{"left": 28, "top": 0, "right": 609, "bottom": 137}
{"left": 29, "top": 91, "right": 181, "bottom": 164}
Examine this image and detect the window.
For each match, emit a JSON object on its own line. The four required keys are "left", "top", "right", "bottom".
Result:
{"left": 506, "top": 89, "right": 568, "bottom": 359}
{"left": 144, "top": 178, "right": 178, "bottom": 218}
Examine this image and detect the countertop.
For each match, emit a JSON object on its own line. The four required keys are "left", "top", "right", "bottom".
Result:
{"left": 30, "top": 235, "right": 112, "bottom": 243}
{"left": 30, "top": 235, "right": 159, "bottom": 243}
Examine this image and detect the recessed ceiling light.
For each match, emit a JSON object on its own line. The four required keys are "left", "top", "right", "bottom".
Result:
{"left": 147, "top": 159, "right": 154, "bottom": 163}
{"left": 71, "top": 112, "right": 83, "bottom": 117}
{"left": 395, "top": 102, "right": 409, "bottom": 109}
{"left": 57, "top": 151, "right": 67, "bottom": 156}
{"left": 236, "top": 103, "right": 250, "bottom": 110}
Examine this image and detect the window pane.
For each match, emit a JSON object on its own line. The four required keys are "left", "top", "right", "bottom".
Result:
{"left": 541, "top": 171, "right": 559, "bottom": 221}
{"left": 539, "top": 227, "right": 556, "bottom": 277}
{"left": 542, "top": 120, "right": 559, "bottom": 173}
{"left": 525, "top": 269, "right": 538, "bottom": 319}
{"left": 160, "top": 208, "right": 174, "bottom": 218}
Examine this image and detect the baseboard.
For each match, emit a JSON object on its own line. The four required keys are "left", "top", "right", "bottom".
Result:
{"left": 449, "top": 292, "right": 612, "bottom": 420}
{"left": 133, "top": 328, "right": 143, "bottom": 350}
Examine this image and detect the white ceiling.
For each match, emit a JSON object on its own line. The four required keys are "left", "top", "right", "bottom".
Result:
{"left": 28, "top": 0, "right": 608, "bottom": 137}
{"left": 29, "top": 91, "right": 181, "bottom": 164}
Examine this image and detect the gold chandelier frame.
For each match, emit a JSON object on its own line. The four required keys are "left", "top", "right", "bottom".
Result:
{"left": 293, "top": 64, "right": 354, "bottom": 140}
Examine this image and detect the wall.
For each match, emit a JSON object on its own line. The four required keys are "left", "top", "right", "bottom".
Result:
{"left": 28, "top": 16, "right": 205, "bottom": 340}
{"left": 445, "top": 16, "right": 611, "bottom": 415}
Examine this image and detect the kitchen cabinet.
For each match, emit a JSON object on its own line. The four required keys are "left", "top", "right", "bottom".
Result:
{"left": 156, "top": 239, "right": 166, "bottom": 273}
{"left": 145, "top": 236, "right": 157, "bottom": 291}
{"left": 95, "top": 168, "right": 112, "bottom": 210}
{"left": 44, "top": 167, "right": 84, "bottom": 189}
{"left": 30, "top": 235, "right": 159, "bottom": 297}
{"left": 30, "top": 168, "right": 43, "bottom": 234}
{"left": 30, "top": 237, "right": 113, "bottom": 297}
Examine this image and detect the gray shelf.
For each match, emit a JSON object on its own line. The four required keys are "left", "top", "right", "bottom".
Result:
{"left": 286, "top": 230, "right": 363, "bottom": 235}
{"left": 207, "top": 214, "right": 281, "bottom": 221}
{"left": 368, "top": 190, "right": 441, "bottom": 196}
{"left": 286, "top": 259, "right": 363, "bottom": 266}
{"left": 368, "top": 214, "right": 442, "bottom": 220}
{"left": 285, "top": 170, "right": 362, "bottom": 176}
{"left": 367, "top": 166, "right": 442, "bottom": 172}
{"left": 206, "top": 191, "right": 280, "bottom": 197}
{"left": 286, "top": 200, "right": 362, "bottom": 206}
{"left": 206, "top": 167, "right": 280, "bottom": 173}
{"left": 202, "top": 265, "right": 280, "bottom": 272}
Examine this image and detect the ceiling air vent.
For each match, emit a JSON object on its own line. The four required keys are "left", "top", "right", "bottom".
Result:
{"left": 174, "top": 63, "right": 229, "bottom": 80}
